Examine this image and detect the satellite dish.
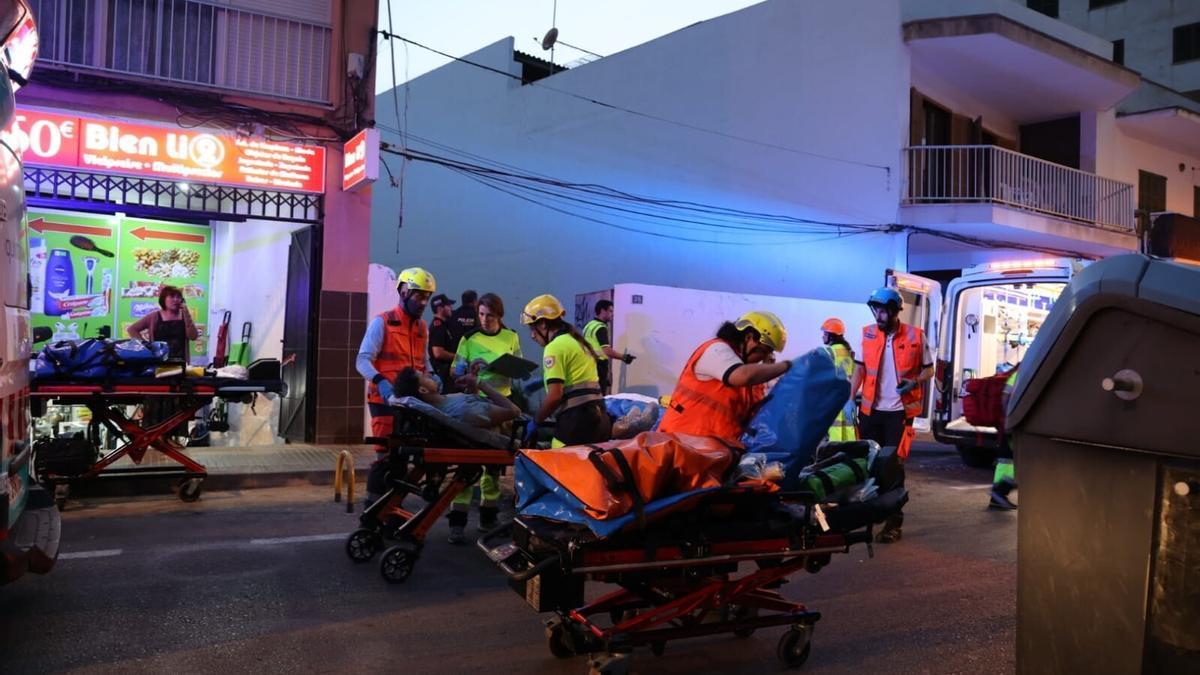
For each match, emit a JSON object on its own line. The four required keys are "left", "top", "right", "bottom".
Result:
{"left": 541, "top": 27, "right": 558, "bottom": 51}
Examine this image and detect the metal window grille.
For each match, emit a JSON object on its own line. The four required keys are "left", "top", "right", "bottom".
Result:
{"left": 28, "top": 0, "right": 330, "bottom": 103}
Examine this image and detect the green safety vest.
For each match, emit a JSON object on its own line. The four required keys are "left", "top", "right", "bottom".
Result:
{"left": 453, "top": 328, "right": 522, "bottom": 397}
{"left": 583, "top": 319, "right": 609, "bottom": 361}
{"left": 826, "top": 343, "right": 859, "bottom": 442}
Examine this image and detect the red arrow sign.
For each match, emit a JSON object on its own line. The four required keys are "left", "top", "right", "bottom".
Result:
{"left": 129, "top": 226, "right": 205, "bottom": 244}
{"left": 27, "top": 218, "right": 112, "bottom": 237}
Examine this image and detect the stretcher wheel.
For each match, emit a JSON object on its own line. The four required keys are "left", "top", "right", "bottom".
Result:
{"left": 380, "top": 544, "right": 417, "bottom": 583}
{"left": 178, "top": 478, "right": 203, "bottom": 502}
{"left": 777, "top": 625, "right": 813, "bottom": 669}
{"left": 545, "top": 619, "right": 576, "bottom": 659}
{"left": 346, "top": 528, "right": 382, "bottom": 563}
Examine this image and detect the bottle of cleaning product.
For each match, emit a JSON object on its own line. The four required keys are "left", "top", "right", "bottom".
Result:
{"left": 28, "top": 236, "right": 47, "bottom": 311}
{"left": 45, "top": 248, "right": 75, "bottom": 316}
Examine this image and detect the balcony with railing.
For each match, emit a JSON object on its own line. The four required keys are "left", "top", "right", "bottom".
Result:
{"left": 903, "top": 145, "right": 1136, "bottom": 233}
{"left": 29, "top": 0, "right": 331, "bottom": 104}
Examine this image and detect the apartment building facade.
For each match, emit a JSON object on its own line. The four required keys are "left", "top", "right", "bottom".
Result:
{"left": 371, "top": 0, "right": 1200, "bottom": 362}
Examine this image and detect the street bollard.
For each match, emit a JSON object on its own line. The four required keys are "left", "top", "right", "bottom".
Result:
{"left": 334, "top": 449, "right": 355, "bottom": 513}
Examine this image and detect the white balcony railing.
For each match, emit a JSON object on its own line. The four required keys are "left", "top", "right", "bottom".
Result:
{"left": 904, "top": 145, "right": 1136, "bottom": 233}
{"left": 29, "top": 0, "right": 331, "bottom": 104}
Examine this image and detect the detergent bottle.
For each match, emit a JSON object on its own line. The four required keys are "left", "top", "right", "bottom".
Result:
{"left": 44, "top": 248, "right": 75, "bottom": 316}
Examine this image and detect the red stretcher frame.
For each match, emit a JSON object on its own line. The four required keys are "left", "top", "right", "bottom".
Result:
{"left": 29, "top": 380, "right": 282, "bottom": 501}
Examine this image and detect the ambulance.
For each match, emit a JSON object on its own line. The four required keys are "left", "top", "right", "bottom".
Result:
{"left": 888, "top": 258, "right": 1085, "bottom": 467}
{"left": 1, "top": 0, "right": 60, "bottom": 584}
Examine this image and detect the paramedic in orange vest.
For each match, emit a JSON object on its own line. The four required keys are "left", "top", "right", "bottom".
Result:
{"left": 849, "top": 286, "right": 934, "bottom": 543}
{"left": 356, "top": 266, "right": 436, "bottom": 503}
{"left": 658, "top": 311, "right": 792, "bottom": 445}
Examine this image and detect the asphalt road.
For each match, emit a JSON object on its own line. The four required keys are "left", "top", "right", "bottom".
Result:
{"left": 1, "top": 443, "right": 1015, "bottom": 674}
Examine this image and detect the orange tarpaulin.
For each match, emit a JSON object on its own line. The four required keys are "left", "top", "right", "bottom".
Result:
{"left": 520, "top": 431, "right": 743, "bottom": 522}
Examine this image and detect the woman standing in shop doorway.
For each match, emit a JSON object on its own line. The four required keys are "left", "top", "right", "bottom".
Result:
{"left": 128, "top": 285, "right": 201, "bottom": 440}
{"left": 127, "top": 285, "right": 200, "bottom": 362}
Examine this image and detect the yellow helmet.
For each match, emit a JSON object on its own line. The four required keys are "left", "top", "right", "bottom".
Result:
{"left": 735, "top": 310, "right": 787, "bottom": 352}
{"left": 521, "top": 294, "right": 566, "bottom": 324}
{"left": 396, "top": 267, "right": 436, "bottom": 293}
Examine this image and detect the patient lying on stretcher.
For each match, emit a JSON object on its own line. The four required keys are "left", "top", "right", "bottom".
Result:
{"left": 391, "top": 366, "right": 522, "bottom": 430}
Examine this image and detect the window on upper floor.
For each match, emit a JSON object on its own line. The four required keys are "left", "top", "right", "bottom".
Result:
{"left": 1194, "top": 186, "right": 1199, "bottom": 219}
{"left": 1138, "top": 170, "right": 1167, "bottom": 213}
{"left": 1027, "top": 0, "right": 1058, "bottom": 19}
{"left": 1089, "top": 0, "right": 1124, "bottom": 9}
{"left": 1111, "top": 39, "right": 1125, "bottom": 65}
{"left": 28, "top": 0, "right": 331, "bottom": 103}
{"left": 1175, "top": 22, "right": 1200, "bottom": 64}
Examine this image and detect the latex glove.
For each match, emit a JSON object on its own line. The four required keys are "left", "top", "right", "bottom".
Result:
{"left": 896, "top": 378, "right": 917, "bottom": 395}
{"left": 621, "top": 353, "right": 637, "bottom": 364}
{"left": 522, "top": 420, "right": 539, "bottom": 447}
{"left": 377, "top": 379, "right": 395, "bottom": 401}
{"left": 430, "top": 372, "right": 444, "bottom": 393}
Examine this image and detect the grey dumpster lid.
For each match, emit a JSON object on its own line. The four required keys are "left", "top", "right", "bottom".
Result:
{"left": 1007, "top": 254, "right": 1200, "bottom": 428}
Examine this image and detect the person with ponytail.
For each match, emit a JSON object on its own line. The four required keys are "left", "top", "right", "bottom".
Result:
{"left": 521, "top": 294, "right": 611, "bottom": 448}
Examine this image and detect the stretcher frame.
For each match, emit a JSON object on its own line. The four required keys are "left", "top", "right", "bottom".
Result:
{"left": 29, "top": 379, "right": 282, "bottom": 506}
{"left": 344, "top": 402, "right": 523, "bottom": 583}
{"left": 480, "top": 488, "right": 890, "bottom": 672}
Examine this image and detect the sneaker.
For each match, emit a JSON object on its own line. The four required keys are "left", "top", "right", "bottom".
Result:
{"left": 447, "top": 525, "right": 466, "bottom": 545}
{"left": 988, "top": 490, "right": 1018, "bottom": 510}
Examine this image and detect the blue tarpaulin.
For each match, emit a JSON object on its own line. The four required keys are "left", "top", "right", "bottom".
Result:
{"left": 740, "top": 347, "right": 849, "bottom": 488}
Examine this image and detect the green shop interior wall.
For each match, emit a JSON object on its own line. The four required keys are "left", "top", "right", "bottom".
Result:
{"left": 26, "top": 209, "right": 213, "bottom": 358}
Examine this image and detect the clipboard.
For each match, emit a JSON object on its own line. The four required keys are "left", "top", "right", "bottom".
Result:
{"left": 484, "top": 354, "right": 539, "bottom": 379}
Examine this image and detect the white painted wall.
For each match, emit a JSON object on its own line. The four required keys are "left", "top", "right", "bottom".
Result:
{"left": 207, "top": 218, "right": 308, "bottom": 364}
{"left": 610, "top": 282, "right": 875, "bottom": 398}
{"left": 1003, "top": 0, "right": 1200, "bottom": 93}
{"left": 1107, "top": 125, "right": 1200, "bottom": 215}
{"left": 372, "top": 0, "right": 911, "bottom": 368}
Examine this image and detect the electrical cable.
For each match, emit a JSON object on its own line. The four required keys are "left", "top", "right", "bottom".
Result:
{"left": 376, "top": 31, "right": 893, "bottom": 178}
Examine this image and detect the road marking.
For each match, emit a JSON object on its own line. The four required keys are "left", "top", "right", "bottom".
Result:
{"left": 948, "top": 484, "right": 993, "bottom": 491}
{"left": 248, "top": 533, "right": 346, "bottom": 546}
{"left": 59, "top": 549, "right": 123, "bottom": 560}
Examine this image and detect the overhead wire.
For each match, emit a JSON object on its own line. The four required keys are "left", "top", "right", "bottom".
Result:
{"left": 375, "top": 31, "right": 893, "bottom": 180}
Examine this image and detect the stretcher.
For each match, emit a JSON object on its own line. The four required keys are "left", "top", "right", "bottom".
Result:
{"left": 344, "top": 397, "right": 526, "bottom": 582}
{"left": 477, "top": 443, "right": 907, "bottom": 673}
{"left": 29, "top": 377, "right": 286, "bottom": 506}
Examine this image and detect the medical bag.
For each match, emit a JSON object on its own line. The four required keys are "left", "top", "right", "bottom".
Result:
{"left": 33, "top": 434, "right": 98, "bottom": 477}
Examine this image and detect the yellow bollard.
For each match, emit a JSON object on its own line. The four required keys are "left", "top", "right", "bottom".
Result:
{"left": 334, "top": 449, "right": 355, "bottom": 513}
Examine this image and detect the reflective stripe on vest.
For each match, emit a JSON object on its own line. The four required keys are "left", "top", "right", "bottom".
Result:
{"left": 562, "top": 380, "right": 603, "bottom": 410}
{"left": 583, "top": 319, "right": 608, "bottom": 361}
{"left": 657, "top": 338, "right": 759, "bottom": 444}
{"left": 859, "top": 323, "right": 925, "bottom": 419}
{"left": 368, "top": 308, "right": 428, "bottom": 405}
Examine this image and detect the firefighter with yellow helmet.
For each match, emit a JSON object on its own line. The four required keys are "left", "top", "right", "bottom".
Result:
{"left": 658, "top": 310, "right": 793, "bottom": 445}
{"left": 522, "top": 294, "right": 611, "bottom": 447}
{"left": 356, "top": 266, "right": 436, "bottom": 503}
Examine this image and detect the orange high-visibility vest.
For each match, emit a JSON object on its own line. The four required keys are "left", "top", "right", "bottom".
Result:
{"left": 367, "top": 308, "right": 428, "bottom": 405}
{"left": 859, "top": 322, "right": 926, "bottom": 419}
{"left": 658, "top": 338, "right": 762, "bottom": 444}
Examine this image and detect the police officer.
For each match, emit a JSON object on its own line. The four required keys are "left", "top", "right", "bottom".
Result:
{"left": 583, "top": 300, "right": 635, "bottom": 394}
{"left": 522, "top": 294, "right": 611, "bottom": 447}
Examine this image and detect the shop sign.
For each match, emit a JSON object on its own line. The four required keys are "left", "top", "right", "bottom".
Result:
{"left": 342, "top": 128, "right": 379, "bottom": 191}
{"left": 3, "top": 107, "right": 326, "bottom": 194}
